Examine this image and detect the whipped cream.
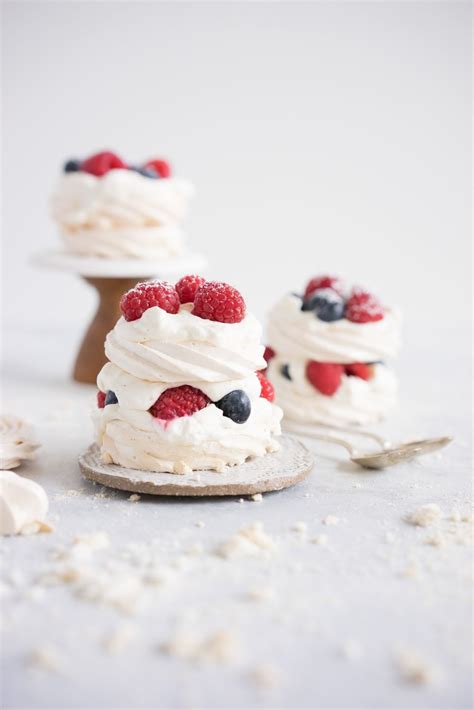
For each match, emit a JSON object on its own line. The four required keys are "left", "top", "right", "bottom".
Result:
{"left": 0, "top": 470, "right": 49, "bottom": 535}
{"left": 268, "top": 359, "right": 397, "bottom": 427}
{"left": 105, "top": 304, "right": 266, "bottom": 384}
{"left": 95, "top": 303, "right": 282, "bottom": 473}
{"left": 50, "top": 170, "right": 194, "bottom": 259}
{"left": 267, "top": 294, "right": 401, "bottom": 363}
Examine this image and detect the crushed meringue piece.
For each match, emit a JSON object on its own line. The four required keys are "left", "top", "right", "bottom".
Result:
{"left": 249, "top": 663, "right": 281, "bottom": 688}
{"left": 161, "top": 630, "right": 239, "bottom": 664}
{"left": 128, "top": 494, "right": 141, "bottom": 502}
{"left": 395, "top": 649, "right": 439, "bottom": 684}
{"left": 251, "top": 493, "right": 263, "bottom": 502}
{"left": 215, "top": 522, "right": 275, "bottom": 559}
{"left": 322, "top": 515, "right": 339, "bottom": 526}
{"left": 311, "top": 534, "right": 328, "bottom": 546}
{"left": 0, "top": 415, "right": 40, "bottom": 470}
{"left": 103, "top": 624, "right": 138, "bottom": 655}
{"left": 292, "top": 521, "right": 307, "bottom": 533}
{"left": 28, "top": 644, "right": 62, "bottom": 672}
{"left": 0, "top": 470, "right": 49, "bottom": 536}
{"left": 406, "top": 504, "right": 442, "bottom": 527}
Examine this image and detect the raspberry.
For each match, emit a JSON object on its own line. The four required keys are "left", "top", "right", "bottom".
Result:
{"left": 145, "top": 159, "right": 171, "bottom": 178}
{"left": 120, "top": 281, "right": 180, "bottom": 321}
{"left": 256, "top": 371, "right": 275, "bottom": 402}
{"left": 346, "top": 289, "right": 384, "bottom": 323}
{"left": 263, "top": 346, "right": 276, "bottom": 365}
{"left": 149, "top": 385, "right": 210, "bottom": 420}
{"left": 192, "top": 282, "right": 246, "bottom": 324}
{"left": 81, "top": 151, "right": 126, "bottom": 177}
{"left": 175, "top": 274, "right": 206, "bottom": 304}
{"left": 345, "top": 363, "right": 375, "bottom": 380}
{"left": 306, "top": 361, "right": 344, "bottom": 396}
{"left": 97, "top": 391, "right": 106, "bottom": 408}
{"left": 304, "top": 275, "right": 345, "bottom": 299}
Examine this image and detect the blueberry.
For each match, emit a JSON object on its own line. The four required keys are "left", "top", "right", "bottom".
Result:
{"left": 129, "top": 165, "right": 158, "bottom": 178}
{"left": 64, "top": 159, "right": 81, "bottom": 173}
{"left": 281, "top": 364, "right": 292, "bottom": 381}
{"left": 215, "top": 390, "right": 251, "bottom": 424}
{"left": 301, "top": 288, "right": 345, "bottom": 322}
{"left": 105, "top": 390, "right": 118, "bottom": 406}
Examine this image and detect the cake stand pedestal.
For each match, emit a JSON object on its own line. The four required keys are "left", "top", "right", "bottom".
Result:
{"left": 32, "top": 250, "right": 207, "bottom": 385}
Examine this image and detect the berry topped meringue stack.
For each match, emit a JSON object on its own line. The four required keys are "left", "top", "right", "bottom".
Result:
{"left": 94, "top": 277, "right": 282, "bottom": 474}
{"left": 266, "top": 275, "right": 401, "bottom": 427}
{"left": 50, "top": 151, "right": 194, "bottom": 259}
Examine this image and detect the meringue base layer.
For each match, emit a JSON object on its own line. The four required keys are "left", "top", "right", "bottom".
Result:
{"left": 94, "top": 400, "right": 282, "bottom": 474}
{"left": 267, "top": 360, "right": 397, "bottom": 427}
{"left": 60, "top": 225, "right": 185, "bottom": 259}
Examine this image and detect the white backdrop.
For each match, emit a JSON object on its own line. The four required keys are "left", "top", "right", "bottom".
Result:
{"left": 2, "top": 0, "right": 471, "bottom": 351}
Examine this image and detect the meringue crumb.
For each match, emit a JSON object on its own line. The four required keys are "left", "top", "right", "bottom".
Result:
{"left": 424, "top": 531, "right": 447, "bottom": 548}
{"left": 311, "top": 534, "right": 328, "bottom": 546}
{"left": 322, "top": 515, "right": 339, "bottom": 526}
{"left": 195, "top": 521, "right": 205, "bottom": 528}
{"left": 103, "top": 624, "right": 138, "bottom": 655}
{"left": 73, "top": 532, "right": 110, "bottom": 551}
{"left": 249, "top": 663, "right": 280, "bottom": 688}
{"left": 292, "top": 521, "right": 307, "bottom": 533}
{"left": 128, "top": 494, "right": 141, "bottom": 502}
{"left": 20, "top": 520, "right": 53, "bottom": 536}
{"left": 385, "top": 532, "right": 396, "bottom": 544}
{"left": 396, "top": 649, "right": 439, "bottom": 685}
{"left": 400, "top": 562, "right": 421, "bottom": 579}
{"left": 251, "top": 493, "right": 263, "bottom": 502}
{"left": 161, "top": 630, "right": 238, "bottom": 664}
{"left": 246, "top": 586, "right": 275, "bottom": 603}
{"left": 28, "top": 644, "right": 62, "bottom": 672}
{"left": 238, "top": 498, "right": 245, "bottom": 504}
{"left": 406, "top": 504, "right": 442, "bottom": 527}
{"left": 340, "top": 639, "right": 364, "bottom": 660}
{"left": 352, "top": 483, "right": 362, "bottom": 489}
{"left": 450, "top": 510, "right": 461, "bottom": 522}
{"left": 216, "top": 522, "right": 275, "bottom": 558}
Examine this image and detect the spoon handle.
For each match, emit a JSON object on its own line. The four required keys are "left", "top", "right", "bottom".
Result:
{"left": 284, "top": 423, "right": 356, "bottom": 457}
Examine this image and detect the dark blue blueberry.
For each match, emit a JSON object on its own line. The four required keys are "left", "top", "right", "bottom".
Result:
{"left": 301, "top": 288, "right": 345, "bottom": 322}
{"left": 281, "top": 364, "right": 292, "bottom": 381}
{"left": 129, "top": 165, "right": 159, "bottom": 178}
{"left": 215, "top": 390, "right": 251, "bottom": 424}
{"left": 105, "top": 390, "right": 118, "bottom": 406}
{"left": 63, "top": 159, "right": 81, "bottom": 173}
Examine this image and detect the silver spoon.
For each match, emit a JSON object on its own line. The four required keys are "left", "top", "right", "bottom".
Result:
{"left": 285, "top": 423, "right": 453, "bottom": 470}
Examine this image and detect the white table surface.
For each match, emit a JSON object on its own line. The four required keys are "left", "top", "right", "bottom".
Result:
{"left": 1, "top": 323, "right": 472, "bottom": 710}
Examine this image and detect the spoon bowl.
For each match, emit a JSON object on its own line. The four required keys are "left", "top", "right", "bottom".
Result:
{"left": 351, "top": 436, "right": 453, "bottom": 470}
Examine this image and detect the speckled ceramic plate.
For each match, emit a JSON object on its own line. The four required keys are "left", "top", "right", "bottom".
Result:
{"left": 78, "top": 437, "right": 313, "bottom": 497}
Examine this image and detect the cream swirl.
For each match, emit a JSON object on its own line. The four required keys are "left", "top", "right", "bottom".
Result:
{"left": 105, "top": 304, "right": 266, "bottom": 384}
{"left": 51, "top": 170, "right": 194, "bottom": 231}
{"left": 268, "top": 359, "right": 397, "bottom": 427}
{"left": 98, "top": 362, "right": 262, "bottom": 410}
{"left": 60, "top": 225, "right": 184, "bottom": 259}
{"left": 267, "top": 294, "right": 401, "bottom": 364}
{"left": 94, "top": 399, "right": 282, "bottom": 474}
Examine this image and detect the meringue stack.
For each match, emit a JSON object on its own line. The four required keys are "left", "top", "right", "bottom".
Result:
{"left": 94, "top": 284, "right": 282, "bottom": 474}
{"left": 50, "top": 151, "right": 194, "bottom": 259}
{"left": 266, "top": 278, "right": 401, "bottom": 427}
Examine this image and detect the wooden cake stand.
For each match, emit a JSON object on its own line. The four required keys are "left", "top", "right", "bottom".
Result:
{"left": 33, "top": 250, "right": 207, "bottom": 385}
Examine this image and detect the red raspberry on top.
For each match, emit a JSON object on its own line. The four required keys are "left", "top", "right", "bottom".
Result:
{"left": 97, "top": 391, "right": 106, "bottom": 408}
{"left": 81, "top": 151, "right": 126, "bottom": 177}
{"left": 306, "top": 361, "right": 344, "bottom": 396}
{"left": 175, "top": 275, "right": 206, "bottom": 304}
{"left": 346, "top": 289, "right": 384, "bottom": 323}
{"left": 345, "top": 363, "right": 375, "bottom": 380}
{"left": 120, "top": 281, "right": 180, "bottom": 322}
{"left": 149, "top": 385, "right": 210, "bottom": 420}
{"left": 256, "top": 371, "right": 275, "bottom": 402}
{"left": 145, "top": 159, "right": 171, "bottom": 178}
{"left": 304, "top": 275, "right": 345, "bottom": 299}
{"left": 192, "top": 282, "right": 246, "bottom": 324}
